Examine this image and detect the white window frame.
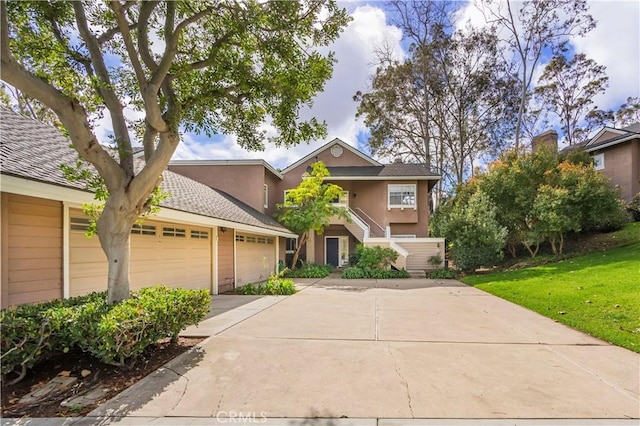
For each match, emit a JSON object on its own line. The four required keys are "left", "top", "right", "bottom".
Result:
{"left": 388, "top": 184, "right": 417, "bottom": 210}
{"left": 263, "top": 184, "right": 269, "bottom": 208}
{"left": 285, "top": 238, "right": 297, "bottom": 254}
{"left": 331, "top": 190, "right": 349, "bottom": 207}
{"left": 593, "top": 153, "right": 604, "bottom": 170}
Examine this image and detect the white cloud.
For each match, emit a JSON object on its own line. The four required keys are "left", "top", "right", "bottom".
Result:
{"left": 571, "top": 1, "right": 640, "bottom": 111}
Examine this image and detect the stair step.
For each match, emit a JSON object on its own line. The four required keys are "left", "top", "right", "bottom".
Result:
{"left": 407, "top": 270, "right": 427, "bottom": 278}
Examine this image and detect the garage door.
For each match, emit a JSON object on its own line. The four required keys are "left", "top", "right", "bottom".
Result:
{"left": 235, "top": 233, "right": 276, "bottom": 287}
{"left": 69, "top": 211, "right": 212, "bottom": 296}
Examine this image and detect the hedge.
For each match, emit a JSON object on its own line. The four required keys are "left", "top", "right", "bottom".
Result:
{"left": 1, "top": 286, "right": 210, "bottom": 383}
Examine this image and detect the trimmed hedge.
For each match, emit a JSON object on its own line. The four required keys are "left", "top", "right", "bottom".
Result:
{"left": 238, "top": 274, "right": 296, "bottom": 295}
{"left": 341, "top": 267, "right": 410, "bottom": 279}
{"left": 283, "top": 263, "right": 332, "bottom": 278}
{"left": 1, "top": 286, "right": 210, "bottom": 382}
{"left": 428, "top": 267, "right": 458, "bottom": 279}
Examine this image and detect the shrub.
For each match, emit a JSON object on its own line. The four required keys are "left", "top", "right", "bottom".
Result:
{"left": 76, "top": 286, "right": 210, "bottom": 366}
{"left": 238, "top": 272, "right": 296, "bottom": 295}
{"left": 629, "top": 193, "right": 640, "bottom": 221}
{"left": 283, "top": 263, "right": 332, "bottom": 278}
{"left": 341, "top": 267, "right": 409, "bottom": 279}
{"left": 1, "top": 287, "right": 210, "bottom": 377}
{"left": 0, "top": 292, "right": 108, "bottom": 384}
{"left": 428, "top": 268, "right": 458, "bottom": 279}
{"left": 341, "top": 267, "right": 367, "bottom": 279}
{"left": 355, "top": 245, "right": 398, "bottom": 269}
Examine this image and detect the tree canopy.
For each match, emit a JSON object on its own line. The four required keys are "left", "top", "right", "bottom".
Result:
{"left": 1, "top": 0, "right": 350, "bottom": 302}
{"left": 276, "top": 161, "right": 348, "bottom": 269}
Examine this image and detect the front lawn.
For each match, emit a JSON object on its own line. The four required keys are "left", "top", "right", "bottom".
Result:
{"left": 462, "top": 223, "right": 640, "bottom": 353}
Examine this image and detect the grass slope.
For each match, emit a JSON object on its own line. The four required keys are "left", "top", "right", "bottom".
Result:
{"left": 462, "top": 222, "right": 640, "bottom": 353}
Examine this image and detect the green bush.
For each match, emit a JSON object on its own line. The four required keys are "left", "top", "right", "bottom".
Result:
{"left": 284, "top": 263, "right": 332, "bottom": 278}
{"left": 0, "top": 292, "right": 108, "bottom": 384}
{"left": 1, "top": 287, "right": 210, "bottom": 378}
{"left": 355, "top": 245, "right": 399, "bottom": 269}
{"left": 341, "top": 267, "right": 367, "bottom": 279}
{"left": 341, "top": 267, "right": 409, "bottom": 279}
{"left": 428, "top": 268, "right": 458, "bottom": 279}
{"left": 238, "top": 272, "right": 296, "bottom": 295}
{"left": 629, "top": 193, "right": 640, "bottom": 221}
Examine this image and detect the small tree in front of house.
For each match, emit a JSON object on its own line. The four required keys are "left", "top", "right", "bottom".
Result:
{"left": 276, "top": 162, "right": 349, "bottom": 269}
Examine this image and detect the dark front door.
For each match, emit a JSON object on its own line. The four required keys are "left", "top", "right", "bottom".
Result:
{"left": 326, "top": 238, "right": 339, "bottom": 267}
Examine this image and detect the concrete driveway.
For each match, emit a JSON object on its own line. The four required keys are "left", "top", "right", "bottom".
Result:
{"left": 89, "top": 278, "right": 640, "bottom": 422}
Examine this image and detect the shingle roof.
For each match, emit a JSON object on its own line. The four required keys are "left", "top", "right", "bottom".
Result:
{"left": 325, "top": 163, "right": 439, "bottom": 178}
{"left": 0, "top": 108, "right": 290, "bottom": 234}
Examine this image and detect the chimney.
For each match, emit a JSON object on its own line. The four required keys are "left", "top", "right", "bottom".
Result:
{"left": 394, "top": 156, "right": 403, "bottom": 164}
{"left": 531, "top": 130, "right": 558, "bottom": 153}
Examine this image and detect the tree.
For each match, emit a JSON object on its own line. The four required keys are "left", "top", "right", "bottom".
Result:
{"left": 276, "top": 162, "right": 349, "bottom": 269}
{"left": 1, "top": 1, "right": 349, "bottom": 303}
{"left": 1, "top": 82, "right": 61, "bottom": 126}
{"left": 535, "top": 53, "right": 609, "bottom": 145}
{"left": 355, "top": 1, "right": 515, "bottom": 200}
{"left": 429, "top": 190, "right": 507, "bottom": 271}
{"left": 480, "top": 0, "right": 595, "bottom": 148}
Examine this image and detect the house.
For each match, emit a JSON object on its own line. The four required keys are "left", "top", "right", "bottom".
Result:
{"left": 0, "top": 108, "right": 296, "bottom": 307}
{"left": 580, "top": 124, "right": 640, "bottom": 203}
{"left": 169, "top": 138, "right": 445, "bottom": 272}
{"left": 539, "top": 125, "right": 640, "bottom": 203}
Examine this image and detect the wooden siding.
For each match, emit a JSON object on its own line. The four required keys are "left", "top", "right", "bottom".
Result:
{"left": 217, "top": 228, "right": 235, "bottom": 293}
{"left": 364, "top": 237, "right": 445, "bottom": 271}
{"left": 69, "top": 210, "right": 211, "bottom": 296}
{"left": 2, "top": 193, "right": 63, "bottom": 307}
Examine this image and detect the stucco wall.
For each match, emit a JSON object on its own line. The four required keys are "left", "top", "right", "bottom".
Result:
{"left": 596, "top": 139, "right": 640, "bottom": 202}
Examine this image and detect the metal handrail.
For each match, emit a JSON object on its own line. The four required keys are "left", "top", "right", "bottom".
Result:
{"left": 354, "top": 207, "right": 385, "bottom": 236}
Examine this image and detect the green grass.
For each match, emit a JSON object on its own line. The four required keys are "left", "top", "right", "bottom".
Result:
{"left": 462, "top": 222, "right": 640, "bottom": 353}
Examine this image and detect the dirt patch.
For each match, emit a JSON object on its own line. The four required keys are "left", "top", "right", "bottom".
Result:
{"left": 1, "top": 337, "right": 204, "bottom": 418}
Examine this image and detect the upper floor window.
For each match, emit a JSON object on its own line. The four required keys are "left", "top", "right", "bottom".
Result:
{"left": 593, "top": 153, "right": 604, "bottom": 170}
{"left": 388, "top": 184, "right": 416, "bottom": 209}
{"left": 330, "top": 191, "right": 349, "bottom": 206}
{"left": 264, "top": 184, "right": 269, "bottom": 208}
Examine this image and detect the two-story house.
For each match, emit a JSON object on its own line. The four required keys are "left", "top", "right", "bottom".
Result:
{"left": 170, "top": 138, "right": 445, "bottom": 272}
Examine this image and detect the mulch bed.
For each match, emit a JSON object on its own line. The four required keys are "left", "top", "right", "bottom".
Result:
{"left": 1, "top": 337, "right": 204, "bottom": 418}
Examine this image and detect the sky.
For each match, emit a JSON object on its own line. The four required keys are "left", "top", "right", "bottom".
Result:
{"left": 94, "top": 0, "right": 640, "bottom": 170}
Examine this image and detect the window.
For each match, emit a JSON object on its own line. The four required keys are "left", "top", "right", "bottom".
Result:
{"left": 593, "top": 153, "right": 604, "bottom": 170}
{"left": 70, "top": 217, "right": 90, "bottom": 232}
{"left": 131, "top": 223, "right": 156, "bottom": 236}
{"left": 264, "top": 184, "right": 269, "bottom": 208}
{"left": 246, "top": 236, "right": 256, "bottom": 243}
{"left": 330, "top": 191, "right": 349, "bottom": 206}
{"left": 266, "top": 238, "right": 275, "bottom": 245}
{"left": 388, "top": 184, "right": 417, "bottom": 209}
{"left": 163, "top": 227, "right": 186, "bottom": 237}
{"left": 286, "top": 238, "right": 297, "bottom": 253}
{"left": 191, "top": 229, "right": 209, "bottom": 239}
{"left": 257, "top": 237, "right": 266, "bottom": 244}
{"left": 236, "top": 234, "right": 245, "bottom": 242}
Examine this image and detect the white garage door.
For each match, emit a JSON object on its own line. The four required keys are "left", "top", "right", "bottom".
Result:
{"left": 69, "top": 211, "right": 211, "bottom": 296}
{"left": 235, "top": 233, "right": 276, "bottom": 286}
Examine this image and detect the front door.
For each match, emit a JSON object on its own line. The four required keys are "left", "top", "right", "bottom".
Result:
{"left": 326, "top": 237, "right": 339, "bottom": 267}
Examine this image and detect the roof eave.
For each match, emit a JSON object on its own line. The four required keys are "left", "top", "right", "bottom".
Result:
{"left": 281, "top": 138, "right": 381, "bottom": 174}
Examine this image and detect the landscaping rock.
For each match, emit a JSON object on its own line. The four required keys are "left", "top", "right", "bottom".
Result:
{"left": 18, "top": 376, "right": 77, "bottom": 405}
{"left": 61, "top": 387, "right": 110, "bottom": 409}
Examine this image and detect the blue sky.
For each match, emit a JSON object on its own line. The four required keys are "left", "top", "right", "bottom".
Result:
{"left": 94, "top": 0, "right": 640, "bottom": 170}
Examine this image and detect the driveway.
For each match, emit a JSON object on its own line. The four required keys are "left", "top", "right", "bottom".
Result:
{"left": 89, "top": 278, "right": 640, "bottom": 422}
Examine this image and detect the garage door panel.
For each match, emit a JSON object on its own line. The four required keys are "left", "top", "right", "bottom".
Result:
{"left": 69, "top": 219, "right": 211, "bottom": 295}
{"left": 235, "top": 234, "right": 276, "bottom": 287}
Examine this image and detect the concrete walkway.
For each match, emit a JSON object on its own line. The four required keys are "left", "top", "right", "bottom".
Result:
{"left": 45, "top": 278, "right": 640, "bottom": 423}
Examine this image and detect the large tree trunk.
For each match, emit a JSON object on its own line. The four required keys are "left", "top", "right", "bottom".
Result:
{"left": 97, "top": 191, "right": 138, "bottom": 303}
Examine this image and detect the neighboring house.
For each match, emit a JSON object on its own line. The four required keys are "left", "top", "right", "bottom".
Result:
{"left": 546, "top": 124, "right": 640, "bottom": 203}
{"left": 170, "top": 138, "right": 445, "bottom": 272}
{"left": 581, "top": 124, "right": 640, "bottom": 203}
{"left": 0, "top": 108, "right": 295, "bottom": 307}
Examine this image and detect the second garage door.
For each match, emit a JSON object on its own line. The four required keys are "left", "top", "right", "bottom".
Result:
{"left": 235, "top": 233, "right": 276, "bottom": 287}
